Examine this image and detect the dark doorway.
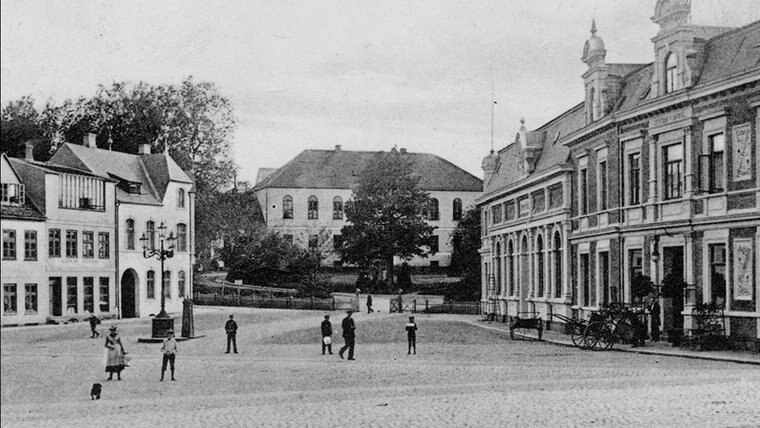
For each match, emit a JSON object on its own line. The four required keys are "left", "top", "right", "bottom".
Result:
{"left": 49, "top": 277, "right": 62, "bottom": 317}
{"left": 120, "top": 270, "right": 138, "bottom": 318}
{"left": 662, "top": 246, "right": 684, "bottom": 331}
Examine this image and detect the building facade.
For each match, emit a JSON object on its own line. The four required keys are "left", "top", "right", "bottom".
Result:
{"left": 254, "top": 146, "right": 482, "bottom": 267}
{"left": 480, "top": 0, "right": 760, "bottom": 346}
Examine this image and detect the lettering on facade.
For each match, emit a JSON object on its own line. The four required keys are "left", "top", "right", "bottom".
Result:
{"left": 650, "top": 109, "right": 688, "bottom": 129}
{"left": 733, "top": 239, "right": 753, "bottom": 301}
{"left": 732, "top": 123, "right": 752, "bottom": 181}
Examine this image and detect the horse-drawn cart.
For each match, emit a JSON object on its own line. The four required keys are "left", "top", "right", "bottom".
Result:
{"left": 509, "top": 312, "right": 543, "bottom": 340}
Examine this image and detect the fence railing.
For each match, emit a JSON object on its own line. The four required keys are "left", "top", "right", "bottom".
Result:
{"left": 390, "top": 298, "right": 481, "bottom": 315}
{"left": 193, "top": 291, "right": 337, "bottom": 311}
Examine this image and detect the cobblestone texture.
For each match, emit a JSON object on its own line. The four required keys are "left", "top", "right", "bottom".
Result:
{"left": 2, "top": 308, "right": 759, "bottom": 427}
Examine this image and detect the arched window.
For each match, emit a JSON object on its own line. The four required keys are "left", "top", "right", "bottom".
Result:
{"left": 333, "top": 196, "right": 343, "bottom": 220}
{"left": 176, "top": 223, "right": 187, "bottom": 252}
{"left": 147, "top": 270, "right": 155, "bottom": 299}
{"left": 665, "top": 52, "right": 677, "bottom": 94}
{"left": 453, "top": 198, "right": 463, "bottom": 221}
{"left": 553, "top": 232, "right": 562, "bottom": 298}
{"left": 126, "top": 219, "right": 135, "bottom": 250}
{"left": 427, "top": 198, "right": 440, "bottom": 221}
{"left": 507, "top": 240, "right": 515, "bottom": 295}
{"left": 495, "top": 242, "right": 501, "bottom": 295}
{"left": 308, "top": 196, "right": 319, "bottom": 219}
{"left": 177, "top": 188, "right": 186, "bottom": 208}
{"left": 146, "top": 221, "right": 156, "bottom": 251}
{"left": 282, "top": 195, "right": 293, "bottom": 219}
{"left": 537, "top": 235, "right": 544, "bottom": 297}
{"left": 178, "top": 271, "right": 186, "bottom": 298}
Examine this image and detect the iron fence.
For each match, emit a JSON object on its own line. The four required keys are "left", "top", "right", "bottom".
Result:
{"left": 193, "top": 291, "right": 337, "bottom": 311}
{"left": 390, "top": 298, "right": 481, "bottom": 315}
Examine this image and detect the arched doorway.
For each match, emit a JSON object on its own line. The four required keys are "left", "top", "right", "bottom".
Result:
{"left": 120, "top": 269, "right": 139, "bottom": 318}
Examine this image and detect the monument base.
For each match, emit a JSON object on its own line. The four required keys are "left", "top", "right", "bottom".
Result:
{"left": 151, "top": 316, "right": 175, "bottom": 338}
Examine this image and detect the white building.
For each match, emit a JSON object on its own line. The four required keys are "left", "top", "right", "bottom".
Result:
{"left": 254, "top": 146, "right": 482, "bottom": 267}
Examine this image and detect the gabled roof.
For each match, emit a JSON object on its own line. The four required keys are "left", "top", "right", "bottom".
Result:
{"left": 48, "top": 143, "right": 193, "bottom": 205}
{"left": 1, "top": 154, "right": 45, "bottom": 221}
{"left": 256, "top": 149, "right": 482, "bottom": 192}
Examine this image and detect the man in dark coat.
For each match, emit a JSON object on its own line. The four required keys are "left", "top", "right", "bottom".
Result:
{"left": 321, "top": 315, "right": 333, "bottom": 355}
{"left": 338, "top": 310, "right": 356, "bottom": 360}
{"left": 225, "top": 314, "right": 238, "bottom": 354}
{"left": 406, "top": 316, "right": 417, "bottom": 355}
{"left": 366, "top": 294, "right": 374, "bottom": 314}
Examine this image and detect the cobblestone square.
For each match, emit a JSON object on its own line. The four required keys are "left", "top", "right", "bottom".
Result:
{"left": 2, "top": 307, "right": 760, "bottom": 427}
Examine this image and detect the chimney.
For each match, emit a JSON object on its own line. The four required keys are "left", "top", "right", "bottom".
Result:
{"left": 83, "top": 133, "right": 97, "bottom": 148}
{"left": 138, "top": 143, "right": 152, "bottom": 155}
{"left": 335, "top": 145, "right": 342, "bottom": 152}
{"left": 400, "top": 148, "right": 407, "bottom": 154}
{"left": 25, "top": 141, "right": 35, "bottom": 161}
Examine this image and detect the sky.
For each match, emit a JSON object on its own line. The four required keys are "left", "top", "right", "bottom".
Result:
{"left": 2, "top": 0, "right": 759, "bottom": 185}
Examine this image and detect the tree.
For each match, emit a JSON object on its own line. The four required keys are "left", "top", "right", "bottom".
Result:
{"left": 337, "top": 149, "right": 435, "bottom": 286}
{"left": 449, "top": 207, "right": 481, "bottom": 299}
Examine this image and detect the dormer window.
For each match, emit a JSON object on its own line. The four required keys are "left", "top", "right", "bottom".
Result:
{"left": 1, "top": 183, "right": 25, "bottom": 205}
{"left": 117, "top": 180, "right": 141, "bottom": 194}
{"left": 665, "top": 52, "right": 678, "bottom": 94}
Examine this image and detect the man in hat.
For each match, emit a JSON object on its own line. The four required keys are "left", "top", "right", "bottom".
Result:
{"left": 406, "top": 316, "right": 417, "bottom": 355}
{"left": 225, "top": 314, "right": 238, "bottom": 354}
{"left": 338, "top": 310, "right": 356, "bottom": 360}
{"left": 321, "top": 315, "right": 333, "bottom": 355}
{"left": 160, "top": 329, "right": 178, "bottom": 381}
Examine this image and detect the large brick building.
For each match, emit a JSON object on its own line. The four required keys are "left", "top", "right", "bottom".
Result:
{"left": 478, "top": 0, "right": 759, "bottom": 347}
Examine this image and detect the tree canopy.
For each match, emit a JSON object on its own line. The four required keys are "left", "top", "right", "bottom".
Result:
{"left": 448, "top": 206, "right": 482, "bottom": 300}
{"left": 337, "top": 149, "right": 435, "bottom": 285}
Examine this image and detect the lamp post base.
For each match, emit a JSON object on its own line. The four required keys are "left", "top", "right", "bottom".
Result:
{"left": 151, "top": 317, "right": 175, "bottom": 338}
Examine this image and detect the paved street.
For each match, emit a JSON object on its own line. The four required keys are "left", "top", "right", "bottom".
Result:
{"left": 2, "top": 307, "right": 760, "bottom": 427}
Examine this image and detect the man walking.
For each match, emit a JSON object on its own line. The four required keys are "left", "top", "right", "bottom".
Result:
{"left": 160, "top": 330, "right": 177, "bottom": 381}
{"left": 88, "top": 313, "right": 101, "bottom": 338}
{"left": 338, "top": 310, "right": 356, "bottom": 360}
{"left": 225, "top": 314, "right": 238, "bottom": 354}
{"left": 406, "top": 316, "right": 417, "bottom": 355}
{"left": 366, "top": 294, "right": 374, "bottom": 314}
{"left": 321, "top": 315, "right": 333, "bottom": 355}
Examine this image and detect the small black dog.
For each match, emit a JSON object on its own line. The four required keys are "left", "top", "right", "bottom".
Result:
{"left": 90, "top": 383, "right": 102, "bottom": 400}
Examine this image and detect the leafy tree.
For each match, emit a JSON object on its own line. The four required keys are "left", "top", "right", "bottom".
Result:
{"left": 448, "top": 207, "right": 482, "bottom": 300}
{"left": 337, "top": 149, "right": 435, "bottom": 286}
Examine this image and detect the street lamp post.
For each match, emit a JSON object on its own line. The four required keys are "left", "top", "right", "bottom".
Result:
{"left": 140, "top": 222, "right": 176, "bottom": 338}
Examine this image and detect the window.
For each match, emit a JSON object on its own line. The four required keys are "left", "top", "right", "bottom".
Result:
{"left": 505, "top": 200, "right": 516, "bottom": 221}
{"left": 59, "top": 173, "right": 105, "bottom": 210}
{"left": 332, "top": 235, "right": 343, "bottom": 251}
{"left": 491, "top": 204, "right": 502, "bottom": 224}
{"left": 453, "top": 198, "right": 463, "bottom": 221}
{"left": 598, "top": 160, "right": 608, "bottom": 211}
{"left": 66, "top": 277, "right": 77, "bottom": 314}
{"left": 664, "top": 53, "right": 677, "bottom": 94}
{"left": 147, "top": 271, "right": 155, "bottom": 299}
{"left": 126, "top": 219, "right": 135, "bottom": 250}
{"left": 65, "top": 229, "right": 78, "bottom": 258}
{"left": 579, "top": 168, "right": 588, "bottom": 215}
{"left": 508, "top": 240, "right": 515, "bottom": 295}
{"left": 518, "top": 197, "right": 530, "bottom": 218}
{"left": 553, "top": 232, "right": 562, "bottom": 298}
{"left": 536, "top": 235, "right": 544, "bottom": 297}
{"left": 709, "top": 244, "right": 726, "bottom": 307}
{"left": 427, "top": 199, "right": 440, "bottom": 221}
{"left": 24, "top": 230, "right": 37, "bottom": 261}
{"left": 146, "top": 221, "right": 156, "bottom": 251}
{"left": 580, "top": 253, "right": 590, "bottom": 306}
{"left": 629, "top": 249, "right": 643, "bottom": 301}
{"left": 333, "top": 196, "right": 343, "bottom": 220}
{"left": 3, "top": 229, "right": 16, "bottom": 260}
{"left": 427, "top": 235, "right": 439, "bottom": 254}
{"left": 628, "top": 153, "right": 641, "bottom": 205}
{"left": 49, "top": 229, "right": 61, "bottom": 258}
{"left": 177, "top": 224, "right": 187, "bottom": 252}
{"left": 664, "top": 144, "right": 683, "bottom": 200}
{"left": 178, "top": 271, "right": 186, "bottom": 298}
{"left": 308, "top": 196, "right": 318, "bottom": 220}
{"left": 548, "top": 184, "right": 563, "bottom": 209}
{"left": 99, "top": 277, "right": 109, "bottom": 312}
{"left": 599, "top": 251, "right": 611, "bottom": 304}
{"left": 24, "top": 284, "right": 37, "bottom": 314}
{"left": 98, "top": 233, "right": 110, "bottom": 259}
{"left": 1, "top": 183, "right": 25, "bottom": 204}
{"left": 283, "top": 234, "right": 293, "bottom": 245}
{"left": 177, "top": 188, "right": 186, "bottom": 208}
{"left": 3, "top": 284, "right": 17, "bottom": 315}
{"left": 83, "top": 277, "right": 94, "bottom": 313}
{"left": 82, "top": 231, "right": 94, "bottom": 258}
{"left": 282, "top": 195, "right": 293, "bottom": 219}
{"left": 308, "top": 235, "right": 319, "bottom": 252}
{"left": 703, "top": 133, "right": 725, "bottom": 193}
{"left": 163, "top": 271, "right": 171, "bottom": 299}
{"left": 532, "top": 191, "right": 545, "bottom": 214}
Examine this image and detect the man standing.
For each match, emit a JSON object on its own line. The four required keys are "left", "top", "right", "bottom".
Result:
{"left": 406, "top": 316, "right": 417, "bottom": 355}
{"left": 366, "top": 294, "right": 374, "bottom": 314}
{"left": 321, "top": 315, "right": 333, "bottom": 355}
{"left": 225, "top": 314, "right": 238, "bottom": 354}
{"left": 88, "top": 313, "right": 101, "bottom": 338}
{"left": 160, "top": 330, "right": 177, "bottom": 381}
{"left": 338, "top": 310, "right": 356, "bottom": 360}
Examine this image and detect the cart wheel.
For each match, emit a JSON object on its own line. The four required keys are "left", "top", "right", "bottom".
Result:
{"left": 571, "top": 324, "right": 586, "bottom": 348}
{"left": 585, "top": 322, "right": 613, "bottom": 351}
